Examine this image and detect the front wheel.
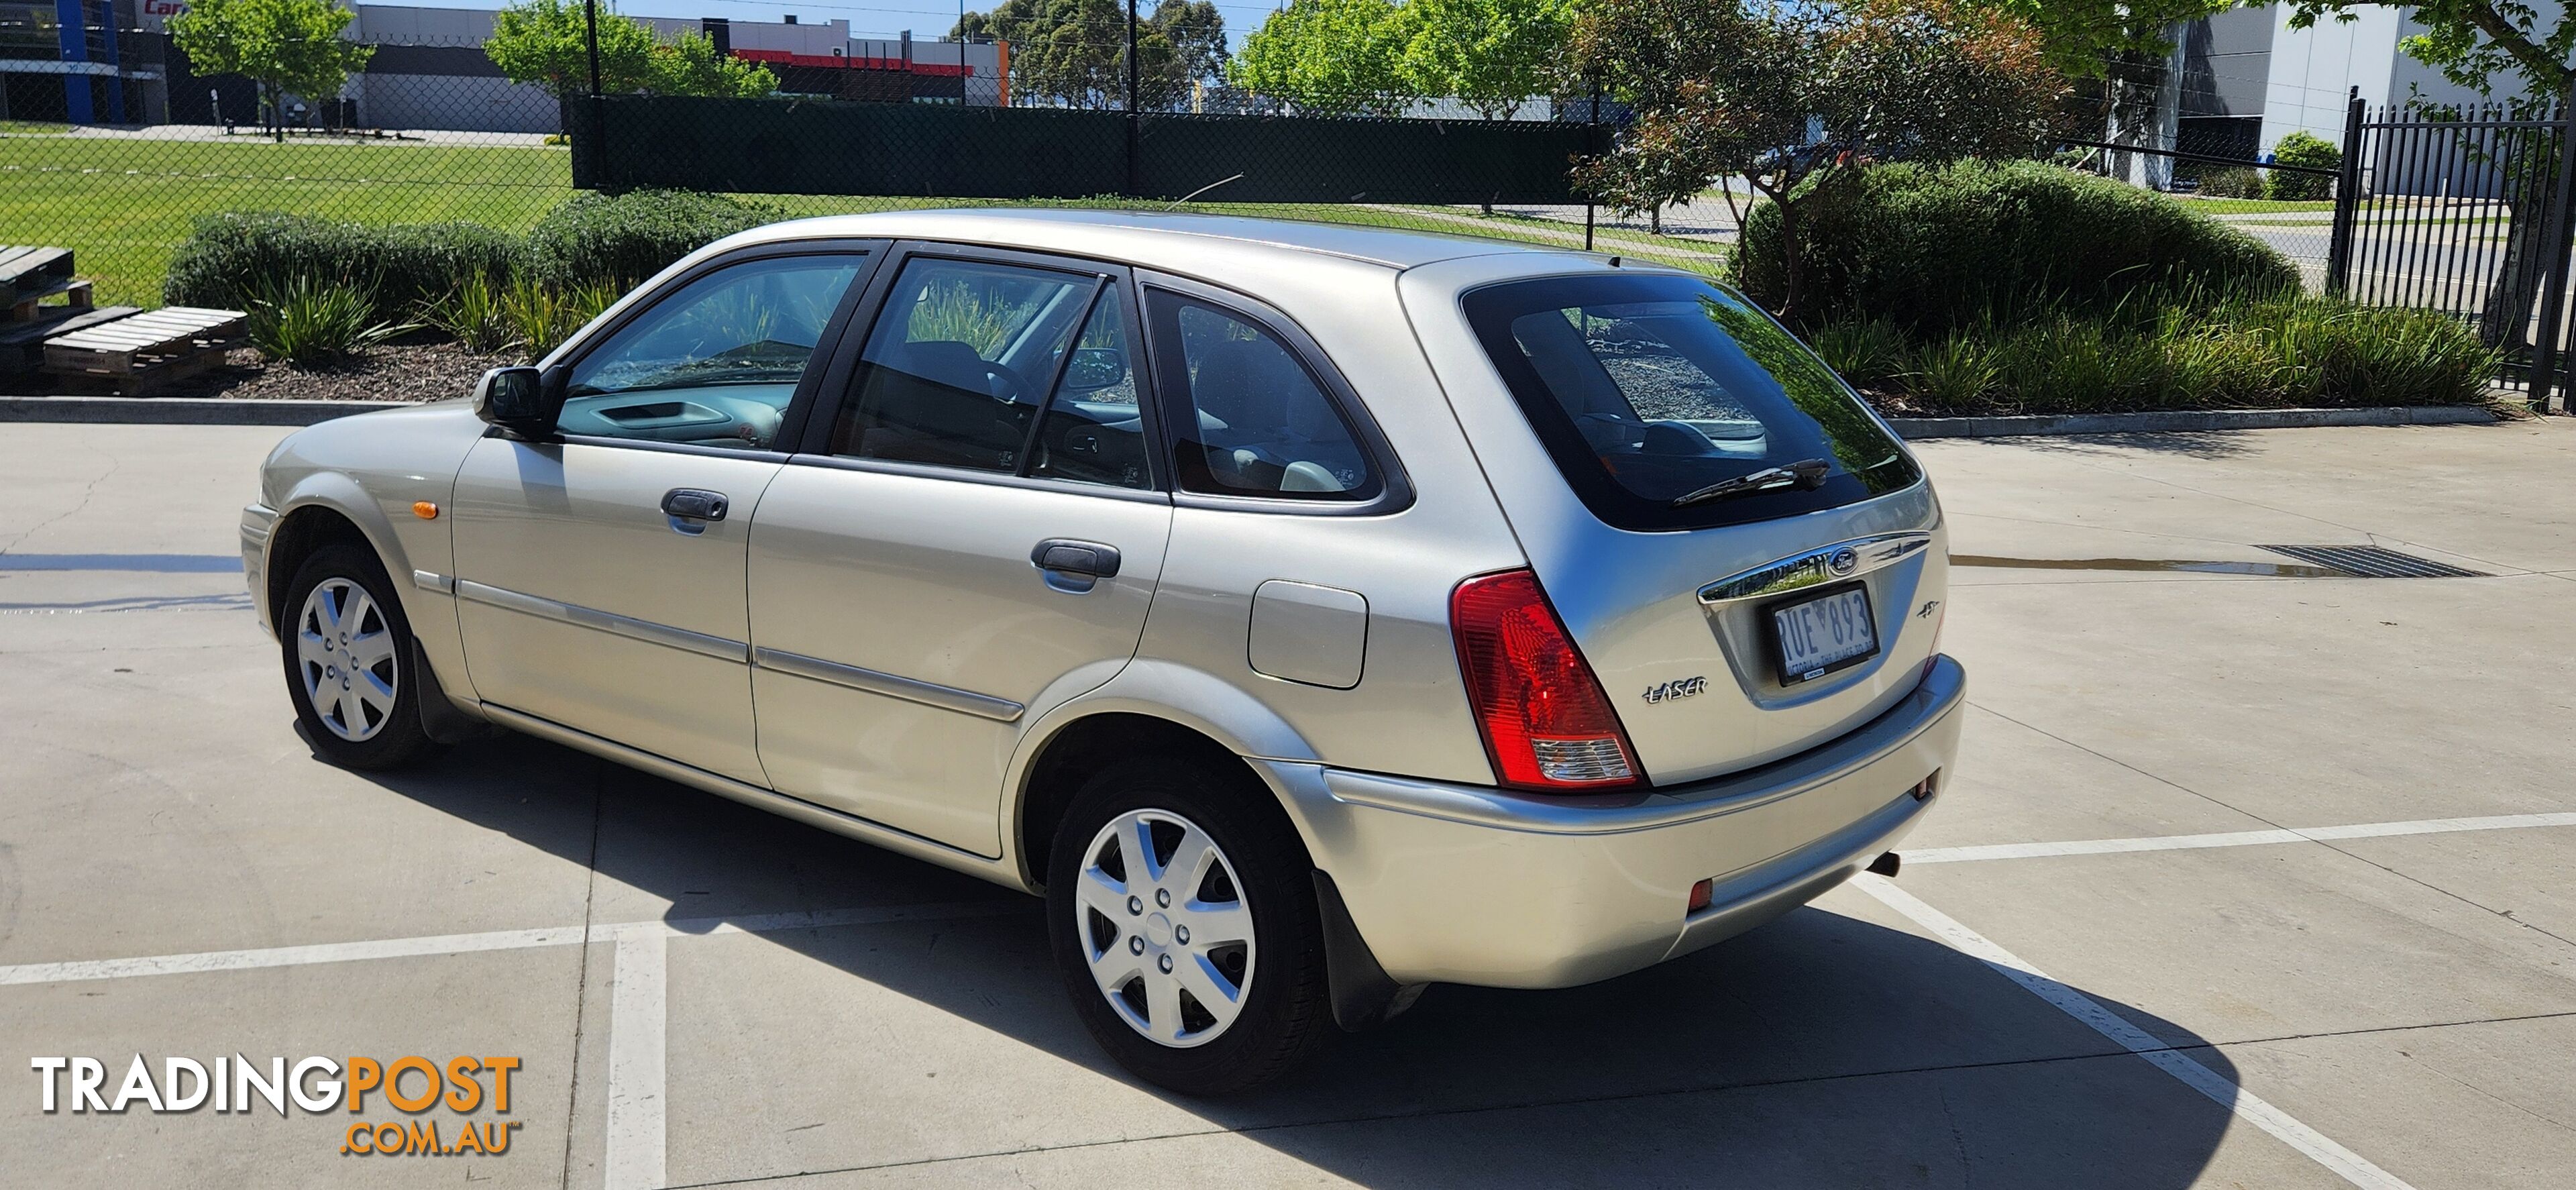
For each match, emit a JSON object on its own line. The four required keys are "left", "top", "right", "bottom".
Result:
{"left": 1046, "top": 756, "right": 1332, "bottom": 1095}
{"left": 279, "top": 543, "right": 437, "bottom": 771}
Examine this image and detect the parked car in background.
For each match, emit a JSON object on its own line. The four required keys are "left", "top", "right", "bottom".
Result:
{"left": 243, "top": 211, "right": 1963, "bottom": 1093}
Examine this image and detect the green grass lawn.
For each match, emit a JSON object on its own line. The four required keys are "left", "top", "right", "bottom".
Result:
{"left": 2180, "top": 196, "right": 2339, "bottom": 215}
{"left": 1, "top": 133, "right": 1725, "bottom": 307}
{"left": 2, "top": 137, "right": 573, "bottom": 306}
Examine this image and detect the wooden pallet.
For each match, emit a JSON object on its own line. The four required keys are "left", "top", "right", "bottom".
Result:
{"left": 0, "top": 305, "right": 138, "bottom": 374}
{"left": 0, "top": 246, "right": 75, "bottom": 305}
{"left": 8, "top": 280, "right": 92, "bottom": 323}
{"left": 43, "top": 307, "right": 249, "bottom": 396}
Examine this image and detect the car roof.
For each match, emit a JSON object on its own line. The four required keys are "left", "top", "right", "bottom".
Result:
{"left": 727, "top": 207, "right": 1587, "bottom": 273}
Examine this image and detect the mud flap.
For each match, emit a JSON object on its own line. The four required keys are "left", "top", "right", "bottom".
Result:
{"left": 1313, "top": 871, "right": 1425, "bottom": 1032}
{"left": 413, "top": 640, "right": 496, "bottom": 744}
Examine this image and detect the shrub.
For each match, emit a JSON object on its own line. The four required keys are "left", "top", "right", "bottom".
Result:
{"left": 501, "top": 274, "right": 623, "bottom": 359}
{"left": 1904, "top": 335, "right": 1998, "bottom": 409}
{"left": 523, "top": 189, "right": 784, "bottom": 290}
{"left": 1873, "top": 295, "right": 2496, "bottom": 415}
{"left": 1805, "top": 315, "right": 1910, "bottom": 389}
{"left": 248, "top": 276, "right": 416, "bottom": 365}
{"left": 419, "top": 270, "right": 517, "bottom": 354}
{"left": 2268, "top": 131, "right": 2341, "bottom": 201}
{"left": 1735, "top": 159, "right": 2300, "bottom": 335}
{"left": 2196, "top": 167, "right": 2265, "bottom": 199}
{"left": 165, "top": 212, "right": 517, "bottom": 311}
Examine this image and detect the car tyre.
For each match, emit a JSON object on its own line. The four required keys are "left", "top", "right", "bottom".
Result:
{"left": 1046, "top": 755, "right": 1333, "bottom": 1095}
{"left": 279, "top": 543, "right": 437, "bottom": 771}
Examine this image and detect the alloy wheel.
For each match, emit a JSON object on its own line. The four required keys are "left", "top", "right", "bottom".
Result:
{"left": 1073, "top": 808, "right": 1256, "bottom": 1048}
{"left": 295, "top": 578, "right": 398, "bottom": 742}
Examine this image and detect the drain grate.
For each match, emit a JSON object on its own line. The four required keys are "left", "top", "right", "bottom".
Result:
{"left": 2257, "top": 545, "right": 2487, "bottom": 578}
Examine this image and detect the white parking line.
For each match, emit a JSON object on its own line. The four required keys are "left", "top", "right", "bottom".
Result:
{"left": 1904, "top": 812, "right": 2576, "bottom": 865}
{"left": 0, "top": 900, "right": 1032, "bottom": 988}
{"left": 606, "top": 930, "right": 667, "bottom": 1190}
{"left": 1855, "top": 876, "right": 2418, "bottom": 1190}
{"left": 0, "top": 900, "right": 1033, "bottom": 1190}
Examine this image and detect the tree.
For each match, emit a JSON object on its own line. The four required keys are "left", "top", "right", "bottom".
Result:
{"left": 1230, "top": 0, "right": 1411, "bottom": 117}
{"left": 2289, "top": 0, "right": 2571, "bottom": 347}
{"left": 486, "top": 0, "right": 775, "bottom": 99}
{"left": 1155, "top": 0, "right": 1230, "bottom": 91}
{"left": 653, "top": 29, "right": 781, "bottom": 99}
{"left": 1974, "top": 0, "right": 2238, "bottom": 79}
{"left": 955, "top": 0, "right": 1219, "bottom": 108}
{"left": 168, "top": 0, "right": 374, "bottom": 142}
{"left": 1573, "top": 0, "right": 2064, "bottom": 323}
{"left": 1395, "top": 0, "right": 1578, "bottom": 121}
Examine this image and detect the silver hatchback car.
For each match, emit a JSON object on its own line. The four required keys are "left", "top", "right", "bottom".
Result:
{"left": 245, "top": 211, "right": 1962, "bottom": 1093}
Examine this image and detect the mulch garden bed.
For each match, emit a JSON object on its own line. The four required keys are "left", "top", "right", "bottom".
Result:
{"left": 7, "top": 332, "right": 520, "bottom": 402}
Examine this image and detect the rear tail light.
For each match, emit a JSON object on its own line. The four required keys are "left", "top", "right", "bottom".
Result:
{"left": 1450, "top": 570, "right": 1644, "bottom": 791}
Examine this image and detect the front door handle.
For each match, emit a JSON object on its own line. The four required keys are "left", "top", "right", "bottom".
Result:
{"left": 1030, "top": 539, "right": 1121, "bottom": 592}
{"left": 662, "top": 488, "right": 729, "bottom": 521}
{"left": 661, "top": 488, "right": 729, "bottom": 535}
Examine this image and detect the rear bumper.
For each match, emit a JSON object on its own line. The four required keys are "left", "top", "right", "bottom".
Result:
{"left": 1261, "top": 655, "right": 1965, "bottom": 989}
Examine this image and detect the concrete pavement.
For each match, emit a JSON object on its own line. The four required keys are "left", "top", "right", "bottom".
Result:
{"left": 3, "top": 418, "right": 2573, "bottom": 1187}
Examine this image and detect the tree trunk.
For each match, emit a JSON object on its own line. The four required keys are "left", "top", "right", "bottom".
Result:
{"left": 1774, "top": 198, "right": 1807, "bottom": 325}
{"left": 2480, "top": 192, "right": 2558, "bottom": 351}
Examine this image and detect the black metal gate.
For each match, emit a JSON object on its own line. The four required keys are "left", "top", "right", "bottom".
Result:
{"left": 2326, "top": 91, "right": 2576, "bottom": 411}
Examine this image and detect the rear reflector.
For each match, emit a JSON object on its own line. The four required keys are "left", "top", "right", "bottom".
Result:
{"left": 1450, "top": 570, "right": 1642, "bottom": 790}
{"left": 1687, "top": 878, "right": 1714, "bottom": 914}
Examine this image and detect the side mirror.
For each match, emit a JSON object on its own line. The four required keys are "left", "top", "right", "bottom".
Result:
{"left": 1060, "top": 347, "right": 1126, "bottom": 392}
{"left": 472, "top": 366, "right": 560, "bottom": 438}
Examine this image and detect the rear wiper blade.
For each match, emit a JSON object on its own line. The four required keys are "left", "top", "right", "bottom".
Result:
{"left": 1670, "top": 457, "right": 1832, "bottom": 508}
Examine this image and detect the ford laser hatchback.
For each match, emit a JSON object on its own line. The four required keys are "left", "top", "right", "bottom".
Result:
{"left": 245, "top": 211, "right": 1962, "bottom": 1094}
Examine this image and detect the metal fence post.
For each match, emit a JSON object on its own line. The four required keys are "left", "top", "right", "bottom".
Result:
{"left": 1124, "top": 0, "right": 1140, "bottom": 199}
{"left": 1583, "top": 76, "right": 1601, "bottom": 253}
{"left": 2326, "top": 87, "right": 2364, "bottom": 297}
{"left": 582, "top": 0, "right": 604, "bottom": 193}
{"left": 2522, "top": 76, "right": 2576, "bottom": 413}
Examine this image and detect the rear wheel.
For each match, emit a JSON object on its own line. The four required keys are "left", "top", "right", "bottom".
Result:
{"left": 279, "top": 543, "right": 436, "bottom": 771}
{"left": 1046, "top": 755, "right": 1332, "bottom": 1094}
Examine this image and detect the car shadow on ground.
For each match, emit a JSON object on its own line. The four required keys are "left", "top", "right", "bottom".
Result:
{"left": 352, "top": 729, "right": 2243, "bottom": 1188}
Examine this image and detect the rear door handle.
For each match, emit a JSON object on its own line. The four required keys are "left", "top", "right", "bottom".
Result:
{"left": 661, "top": 488, "right": 729, "bottom": 521}
{"left": 1031, "top": 539, "right": 1121, "bottom": 592}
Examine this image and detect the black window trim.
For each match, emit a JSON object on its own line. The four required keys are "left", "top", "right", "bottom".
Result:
{"left": 540, "top": 237, "right": 894, "bottom": 458}
{"left": 1133, "top": 268, "right": 1414, "bottom": 518}
{"left": 790, "top": 240, "right": 1172, "bottom": 500}
{"left": 1456, "top": 270, "right": 1925, "bottom": 534}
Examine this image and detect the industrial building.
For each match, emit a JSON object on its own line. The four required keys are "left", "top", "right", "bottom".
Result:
{"left": 0, "top": 1, "right": 1006, "bottom": 133}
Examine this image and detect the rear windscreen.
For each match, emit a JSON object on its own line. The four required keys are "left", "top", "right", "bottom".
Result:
{"left": 1463, "top": 274, "right": 1920, "bottom": 531}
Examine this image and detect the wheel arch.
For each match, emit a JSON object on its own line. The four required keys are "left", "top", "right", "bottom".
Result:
{"left": 1007, "top": 661, "right": 1324, "bottom": 891}
{"left": 264, "top": 487, "right": 405, "bottom": 635}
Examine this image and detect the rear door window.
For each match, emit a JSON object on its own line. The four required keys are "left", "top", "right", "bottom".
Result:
{"left": 1463, "top": 274, "right": 1919, "bottom": 531}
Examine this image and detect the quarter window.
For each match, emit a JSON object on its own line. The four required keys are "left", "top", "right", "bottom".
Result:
{"left": 561, "top": 255, "right": 863, "bottom": 450}
{"left": 1147, "top": 293, "right": 1378, "bottom": 500}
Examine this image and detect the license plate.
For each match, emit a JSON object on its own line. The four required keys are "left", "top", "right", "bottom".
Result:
{"left": 1770, "top": 586, "right": 1877, "bottom": 684}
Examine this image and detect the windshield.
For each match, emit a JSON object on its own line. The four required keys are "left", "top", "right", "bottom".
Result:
{"left": 1463, "top": 274, "right": 1919, "bottom": 531}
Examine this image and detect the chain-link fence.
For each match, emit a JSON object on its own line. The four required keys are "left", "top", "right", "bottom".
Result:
{"left": 0, "top": 5, "right": 1772, "bottom": 311}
